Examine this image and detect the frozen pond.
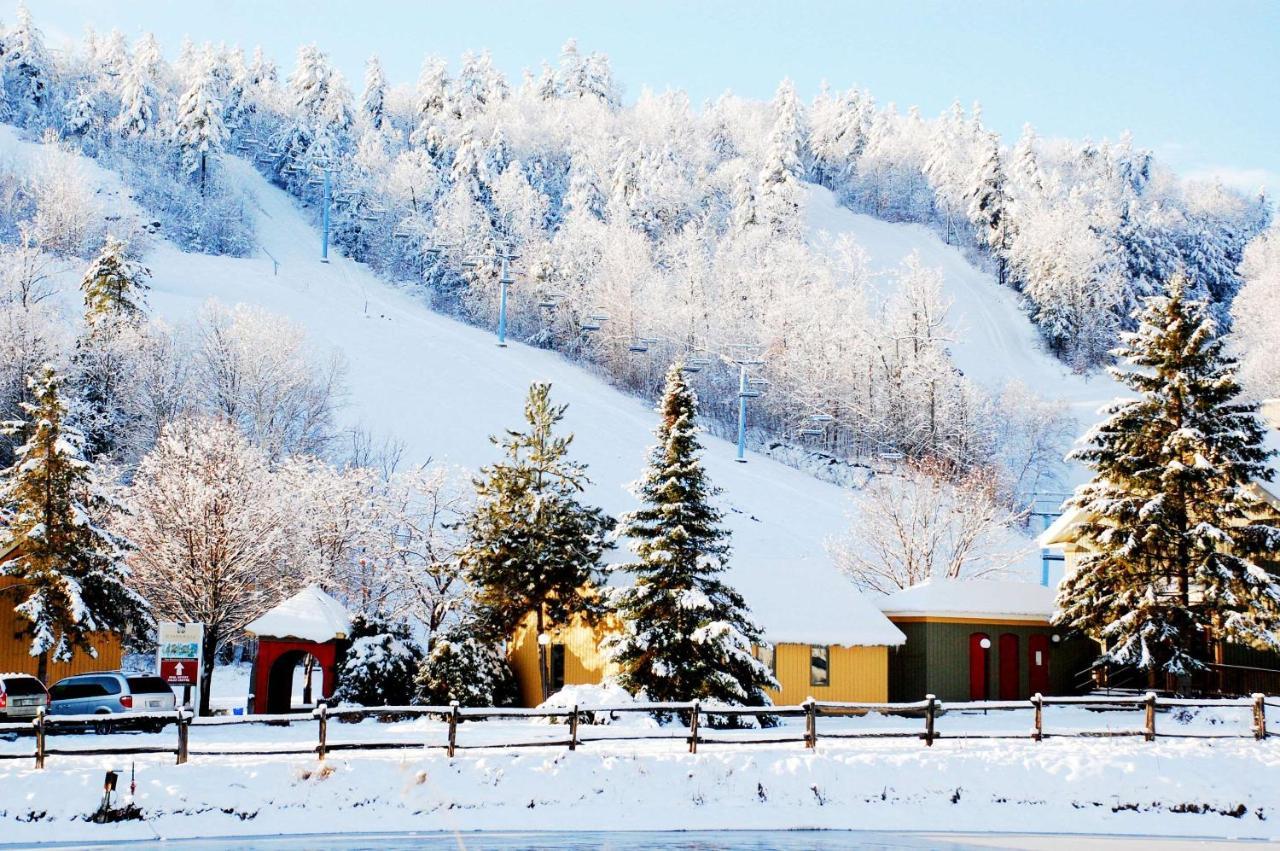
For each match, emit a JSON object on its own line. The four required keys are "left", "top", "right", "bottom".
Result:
{"left": 16, "top": 830, "right": 1271, "bottom": 850}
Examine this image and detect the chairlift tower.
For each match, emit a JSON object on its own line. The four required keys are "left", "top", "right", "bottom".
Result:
{"left": 730, "top": 348, "right": 766, "bottom": 463}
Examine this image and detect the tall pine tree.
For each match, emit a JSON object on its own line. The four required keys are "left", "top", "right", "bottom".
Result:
{"left": 0, "top": 366, "right": 150, "bottom": 682}
{"left": 460, "top": 383, "right": 611, "bottom": 699}
{"left": 1054, "top": 274, "right": 1280, "bottom": 689}
{"left": 80, "top": 236, "right": 150, "bottom": 324}
{"left": 605, "top": 364, "right": 777, "bottom": 709}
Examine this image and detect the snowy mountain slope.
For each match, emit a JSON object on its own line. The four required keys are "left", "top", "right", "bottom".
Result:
{"left": 0, "top": 130, "right": 895, "bottom": 647}
{"left": 805, "top": 185, "right": 1124, "bottom": 423}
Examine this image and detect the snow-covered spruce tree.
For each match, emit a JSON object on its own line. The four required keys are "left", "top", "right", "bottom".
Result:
{"left": 415, "top": 624, "right": 518, "bottom": 707}
{"left": 460, "top": 383, "right": 611, "bottom": 692}
{"left": 332, "top": 612, "right": 422, "bottom": 707}
{"left": 0, "top": 366, "right": 150, "bottom": 682}
{"left": 1054, "top": 273, "right": 1280, "bottom": 689}
{"left": 968, "top": 131, "right": 1015, "bottom": 286}
{"left": 174, "top": 60, "right": 226, "bottom": 192}
{"left": 80, "top": 236, "right": 150, "bottom": 324}
{"left": 3, "top": 4, "right": 51, "bottom": 128}
{"left": 360, "top": 55, "right": 387, "bottom": 131}
{"left": 605, "top": 363, "right": 777, "bottom": 714}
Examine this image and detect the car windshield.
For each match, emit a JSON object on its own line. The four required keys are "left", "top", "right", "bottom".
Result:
{"left": 1, "top": 677, "right": 47, "bottom": 696}
{"left": 127, "top": 676, "right": 174, "bottom": 695}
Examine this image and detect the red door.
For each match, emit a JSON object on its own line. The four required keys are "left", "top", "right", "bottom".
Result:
{"left": 998, "top": 633, "right": 1020, "bottom": 700}
{"left": 1028, "top": 634, "right": 1051, "bottom": 696}
{"left": 969, "top": 633, "right": 990, "bottom": 700}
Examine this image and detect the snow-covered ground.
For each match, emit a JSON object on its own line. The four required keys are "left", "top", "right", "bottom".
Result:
{"left": 1, "top": 704, "right": 1277, "bottom": 842}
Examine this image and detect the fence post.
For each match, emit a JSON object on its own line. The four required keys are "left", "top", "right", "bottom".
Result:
{"left": 804, "top": 699, "right": 817, "bottom": 749}
{"left": 447, "top": 701, "right": 459, "bottom": 758}
{"left": 34, "top": 708, "right": 45, "bottom": 770}
{"left": 176, "top": 710, "right": 190, "bottom": 765}
{"left": 1032, "top": 693, "right": 1043, "bottom": 742}
{"left": 1144, "top": 692, "right": 1156, "bottom": 742}
{"left": 316, "top": 701, "right": 328, "bottom": 761}
{"left": 568, "top": 704, "right": 579, "bottom": 752}
{"left": 688, "top": 701, "right": 700, "bottom": 754}
{"left": 1254, "top": 693, "right": 1266, "bottom": 741}
{"left": 924, "top": 694, "right": 937, "bottom": 747}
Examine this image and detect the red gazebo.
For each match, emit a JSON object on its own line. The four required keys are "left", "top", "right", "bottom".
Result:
{"left": 245, "top": 586, "right": 351, "bottom": 714}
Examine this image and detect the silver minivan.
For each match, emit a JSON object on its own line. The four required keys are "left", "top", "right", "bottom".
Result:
{"left": 0, "top": 674, "right": 49, "bottom": 719}
{"left": 48, "top": 672, "right": 176, "bottom": 731}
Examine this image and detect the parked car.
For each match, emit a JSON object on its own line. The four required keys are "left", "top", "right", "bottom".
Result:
{"left": 0, "top": 673, "right": 49, "bottom": 720}
{"left": 48, "top": 672, "right": 176, "bottom": 732}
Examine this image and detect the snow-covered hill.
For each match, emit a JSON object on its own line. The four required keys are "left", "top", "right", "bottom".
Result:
{"left": 132, "top": 153, "right": 905, "bottom": 645}
{"left": 805, "top": 186, "right": 1123, "bottom": 425}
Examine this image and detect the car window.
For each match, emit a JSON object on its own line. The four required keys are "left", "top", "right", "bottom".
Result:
{"left": 49, "top": 681, "right": 78, "bottom": 700}
{"left": 0, "top": 677, "right": 47, "bottom": 696}
{"left": 91, "top": 676, "right": 121, "bottom": 696}
{"left": 127, "top": 676, "right": 173, "bottom": 694}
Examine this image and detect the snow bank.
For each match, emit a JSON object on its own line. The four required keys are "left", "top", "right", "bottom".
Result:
{"left": 4, "top": 735, "right": 1279, "bottom": 842}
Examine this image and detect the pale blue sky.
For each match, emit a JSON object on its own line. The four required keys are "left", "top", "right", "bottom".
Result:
{"left": 24, "top": 0, "right": 1280, "bottom": 193}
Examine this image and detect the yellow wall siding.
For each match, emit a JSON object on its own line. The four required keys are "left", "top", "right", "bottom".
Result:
{"left": 767, "top": 643, "right": 888, "bottom": 705}
{"left": 508, "top": 611, "right": 621, "bottom": 707}
{"left": 506, "top": 611, "right": 891, "bottom": 708}
{"left": 0, "top": 580, "right": 123, "bottom": 683}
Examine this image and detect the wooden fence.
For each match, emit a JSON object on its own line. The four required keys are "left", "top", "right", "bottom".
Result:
{"left": 3, "top": 691, "right": 1276, "bottom": 770}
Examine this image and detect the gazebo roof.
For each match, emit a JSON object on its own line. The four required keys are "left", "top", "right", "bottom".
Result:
{"left": 245, "top": 585, "right": 351, "bottom": 643}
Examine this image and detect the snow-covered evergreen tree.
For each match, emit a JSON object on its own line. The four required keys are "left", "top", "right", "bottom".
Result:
{"left": 360, "top": 55, "right": 386, "bottom": 131}
{"left": 460, "top": 382, "right": 611, "bottom": 653}
{"left": 2, "top": 4, "right": 50, "bottom": 128}
{"left": 968, "top": 131, "right": 1015, "bottom": 285}
{"left": 0, "top": 366, "right": 150, "bottom": 682}
{"left": 605, "top": 364, "right": 777, "bottom": 709}
{"left": 116, "top": 61, "right": 156, "bottom": 139}
{"left": 80, "top": 236, "right": 150, "bottom": 324}
{"left": 415, "top": 625, "right": 517, "bottom": 707}
{"left": 1055, "top": 274, "right": 1280, "bottom": 688}
{"left": 174, "top": 59, "right": 226, "bottom": 191}
{"left": 332, "top": 613, "right": 422, "bottom": 707}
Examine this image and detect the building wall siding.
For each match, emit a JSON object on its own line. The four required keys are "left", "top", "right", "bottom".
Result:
{"left": 508, "top": 611, "right": 621, "bottom": 708}
{"left": 0, "top": 580, "right": 123, "bottom": 682}
{"left": 768, "top": 643, "right": 888, "bottom": 705}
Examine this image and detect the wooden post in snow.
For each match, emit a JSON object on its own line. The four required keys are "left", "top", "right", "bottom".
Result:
{"left": 177, "top": 710, "right": 190, "bottom": 765}
{"left": 34, "top": 708, "right": 46, "bottom": 770}
{"left": 1032, "top": 693, "right": 1044, "bottom": 742}
{"left": 804, "top": 699, "right": 817, "bottom": 749}
{"left": 1253, "top": 693, "right": 1266, "bottom": 741}
{"left": 924, "top": 695, "right": 937, "bottom": 747}
{"left": 316, "top": 701, "right": 328, "bottom": 761}
{"left": 688, "top": 701, "right": 700, "bottom": 754}
{"left": 568, "top": 705, "right": 579, "bottom": 752}
{"left": 1144, "top": 692, "right": 1156, "bottom": 742}
{"left": 447, "top": 702, "right": 459, "bottom": 758}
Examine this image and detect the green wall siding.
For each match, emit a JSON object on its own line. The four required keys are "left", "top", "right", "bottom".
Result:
{"left": 888, "top": 620, "right": 1094, "bottom": 703}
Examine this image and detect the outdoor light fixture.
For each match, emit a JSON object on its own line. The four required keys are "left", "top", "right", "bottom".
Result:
{"left": 1051, "top": 634, "right": 1062, "bottom": 644}
{"left": 979, "top": 638, "right": 992, "bottom": 650}
{"left": 537, "top": 633, "right": 550, "bottom": 646}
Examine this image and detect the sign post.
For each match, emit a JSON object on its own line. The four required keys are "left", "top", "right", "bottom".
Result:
{"left": 157, "top": 622, "right": 204, "bottom": 715}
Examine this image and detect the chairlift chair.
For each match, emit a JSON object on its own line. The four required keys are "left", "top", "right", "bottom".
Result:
{"left": 580, "top": 318, "right": 603, "bottom": 332}
{"left": 798, "top": 428, "right": 824, "bottom": 438}
{"left": 627, "top": 339, "right": 650, "bottom": 353}
{"left": 809, "top": 414, "right": 835, "bottom": 423}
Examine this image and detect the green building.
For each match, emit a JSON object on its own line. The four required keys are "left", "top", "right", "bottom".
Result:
{"left": 877, "top": 579, "right": 1094, "bottom": 702}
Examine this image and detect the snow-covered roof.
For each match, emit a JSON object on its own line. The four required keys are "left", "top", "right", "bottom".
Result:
{"left": 876, "top": 579, "right": 1056, "bottom": 622}
{"left": 244, "top": 586, "right": 351, "bottom": 642}
{"left": 604, "top": 556, "right": 905, "bottom": 647}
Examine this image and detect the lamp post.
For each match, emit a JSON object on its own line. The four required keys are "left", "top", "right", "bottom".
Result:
{"left": 536, "top": 632, "right": 551, "bottom": 704}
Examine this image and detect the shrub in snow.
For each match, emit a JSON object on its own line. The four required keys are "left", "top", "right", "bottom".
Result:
{"left": 415, "top": 629, "right": 517, "bottom": 708}
{"left": 332, "top": 613, "right": 422, "bottom": 707}
{"left": 538, "top": 681, "right": 655, "bottom": 727}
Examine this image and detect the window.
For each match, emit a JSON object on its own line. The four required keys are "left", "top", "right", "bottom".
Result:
{"left": 810, "top": 645, "right": 830, "bottom": 687}
{"left": 755, "top": 644, "right": 776, "bottom": 676}
{"left": 550, "top": 644, "right": 566, "bottom": 693}
{"left": 128, "top": 676, "right": 176, "bottom": 695}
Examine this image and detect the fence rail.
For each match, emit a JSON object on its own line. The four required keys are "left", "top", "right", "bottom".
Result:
{"left": 6, "top": 691, "right": 1272, "bottom": 770}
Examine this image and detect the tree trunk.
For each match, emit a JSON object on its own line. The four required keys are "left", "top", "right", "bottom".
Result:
{"left": 199, "top": 624, "right": 218, "bottom": 717}
{"left": 536, "top": 606, "right": 548, "bottom": 704}
{"left": 36, "top": 650, "right": 48, "bottom": 685}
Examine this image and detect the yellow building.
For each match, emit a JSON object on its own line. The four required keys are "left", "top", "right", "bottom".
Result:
{"left": 0, "top": 536, "right": 124, "bottom": 683}
{"left": 507, "top": 558, "right": 906, "bottom": 707}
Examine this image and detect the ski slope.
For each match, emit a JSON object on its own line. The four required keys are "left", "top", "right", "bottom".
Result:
{"left": 137, "top": 155, "right": 905, "bottom": 647}
{"left": 805, "top": 186, "right": 1124, "bottom": 424}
